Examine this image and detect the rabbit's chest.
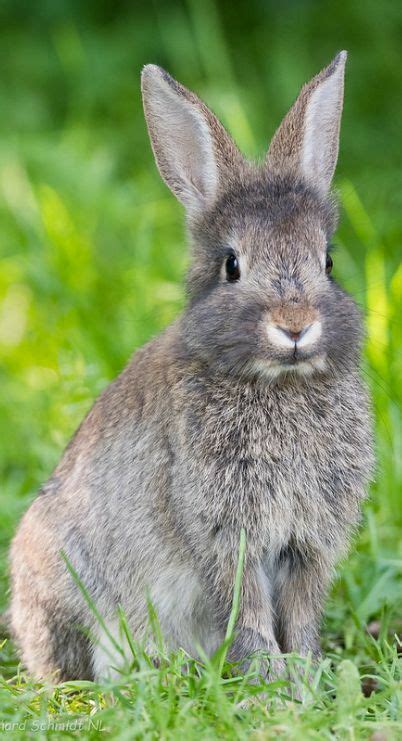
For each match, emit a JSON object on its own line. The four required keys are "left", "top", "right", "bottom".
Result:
{"left": 202, "top": 412, "right": 322, "bottom": 532}
{"left": 180, "top": 380, "right": 352, "bottom": 549}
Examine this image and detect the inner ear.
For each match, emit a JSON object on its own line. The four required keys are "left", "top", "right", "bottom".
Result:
{"left": 300, "top": 55, "right": 346, "bottom": 192}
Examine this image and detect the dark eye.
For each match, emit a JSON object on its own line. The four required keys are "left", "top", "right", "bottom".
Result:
{"left": 325, "top": 253, "right": 333, "bottom": 274}
{"left": 225, "top": 254, "right": 240, "bottom": 282}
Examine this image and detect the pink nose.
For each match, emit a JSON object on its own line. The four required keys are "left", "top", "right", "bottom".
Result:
{"left": 287, "top": 329, "right": 302, "bottom": 342}
{"left": 279, "top": 326, "right": 307, "bottom": 343}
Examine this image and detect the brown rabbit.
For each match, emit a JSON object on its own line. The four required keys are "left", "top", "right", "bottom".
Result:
{"left": 10, "top": 51, "right": 374, "bottom": 682}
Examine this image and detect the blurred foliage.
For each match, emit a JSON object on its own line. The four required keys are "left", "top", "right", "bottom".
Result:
{"left": 0, "top": 0, "right": 401, "bottom": 642}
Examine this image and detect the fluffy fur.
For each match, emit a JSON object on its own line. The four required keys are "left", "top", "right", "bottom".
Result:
{"left": 9, "top": 52, "right": 374, "bottom": 682}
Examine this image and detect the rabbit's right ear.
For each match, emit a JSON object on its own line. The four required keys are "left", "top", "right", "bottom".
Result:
{"left": 266, "top": 52, "right": 347, "bottom": 195}
{"left": 141, "top": 65, "right": 243, "bottom": 214}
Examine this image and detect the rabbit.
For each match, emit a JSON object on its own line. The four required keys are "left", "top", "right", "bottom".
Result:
{"left": 9, "top": 51, "right": 374, "bottom": 683}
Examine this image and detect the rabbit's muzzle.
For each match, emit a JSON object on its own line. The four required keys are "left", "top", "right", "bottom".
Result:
{"left": 265, "top": 302, "right": 322, "bottom": 360}
{"left": 266, "top": 319, "right": 321, "bottom": 352}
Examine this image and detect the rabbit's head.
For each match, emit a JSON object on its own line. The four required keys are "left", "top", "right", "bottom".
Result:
{"left": 142, "top": 53, "right": 362, "bottom": 381}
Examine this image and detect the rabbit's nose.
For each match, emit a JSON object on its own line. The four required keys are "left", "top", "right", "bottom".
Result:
{"left": 280, "top": 327, "right": 303, "bottom": 343}
{"left": 266, "top": 320, "right": 322, "bottom": 350}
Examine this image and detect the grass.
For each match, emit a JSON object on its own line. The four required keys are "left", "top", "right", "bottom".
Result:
{"left": 0, "top": 1, "right": 401, "bottom": 737}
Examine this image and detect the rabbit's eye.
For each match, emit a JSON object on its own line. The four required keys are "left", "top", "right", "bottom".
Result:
{"left": 325, "top": 254, "right": 333, "bottom": 274}
{"left": 225, "top": 254, "right": 240, "bottom": 282}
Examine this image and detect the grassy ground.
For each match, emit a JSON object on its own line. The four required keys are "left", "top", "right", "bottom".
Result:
{"left": 0, "top": 1, "right": 401, "bottom": 738}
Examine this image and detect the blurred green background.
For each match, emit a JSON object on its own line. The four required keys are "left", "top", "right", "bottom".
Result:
{"left": 0, "top": 0, "right": 401, "bottom": 638}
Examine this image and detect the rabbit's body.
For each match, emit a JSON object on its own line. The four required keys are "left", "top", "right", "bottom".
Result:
{"left": 10, "top": 317, "right": 371, "bottom": 680}
{"left": 10, "top": 53, "right": 374, "bottom": 682}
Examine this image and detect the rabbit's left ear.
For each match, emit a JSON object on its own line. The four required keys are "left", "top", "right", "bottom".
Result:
{"left": 141, "top": 65, "right": 244, "bottom": 215}
{"left": 266, "top": 51, "right": 347, "bottom": 195}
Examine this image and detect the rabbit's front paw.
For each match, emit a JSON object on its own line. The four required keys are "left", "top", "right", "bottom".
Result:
{"left": 227, "top": 628, "right": 285, "bottom": 682}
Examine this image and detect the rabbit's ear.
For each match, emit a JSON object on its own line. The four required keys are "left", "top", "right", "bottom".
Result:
{"left": 141, "top": 65, "right": 243, "bottom": 214}
{"left": 266, "top": 51, "right": 347, "bottom": 195}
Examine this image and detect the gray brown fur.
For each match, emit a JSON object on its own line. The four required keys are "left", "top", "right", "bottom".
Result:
{"left": 9, "top": 52, "right": 374, "bottom": 682}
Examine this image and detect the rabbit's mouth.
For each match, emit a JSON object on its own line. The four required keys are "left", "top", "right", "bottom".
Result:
{"left": 251, "top": 353, "right": 327, "bottom": 381}
{"left": 252, "top": 317, "right": 327, "bottom": 380}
